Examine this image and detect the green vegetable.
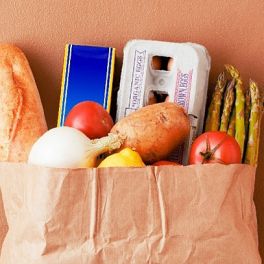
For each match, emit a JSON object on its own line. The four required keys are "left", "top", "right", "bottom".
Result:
{"left": 205, "top": 72, "right": 227, "bottom": 131}
{"left": 225, "top": 65, "right": 245, "bottom": 160}
{"left": 244, "top": 80, "right": 263, "bottom": 165}
{"left": 227, "top": 107, "right": 236, "bottom": 137}
{"left": 220, "top": 78, "right": 235, "bottom": 132}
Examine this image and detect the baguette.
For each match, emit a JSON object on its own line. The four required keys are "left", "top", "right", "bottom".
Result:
{"left": 0, "top": 44, "right": 47, "bottom": 162}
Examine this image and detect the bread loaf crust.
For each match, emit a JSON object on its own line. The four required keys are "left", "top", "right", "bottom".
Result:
{"left": 0, "top": 44, "right": 47, "bottom": 162}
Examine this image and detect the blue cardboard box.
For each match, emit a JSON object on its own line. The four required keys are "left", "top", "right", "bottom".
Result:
{"left": 57, "top": 44, "right": 115, "bottom": 126}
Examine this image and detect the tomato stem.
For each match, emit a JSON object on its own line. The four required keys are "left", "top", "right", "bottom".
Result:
{"left": 199, "top": 135, "right": 228, "bottom": 164}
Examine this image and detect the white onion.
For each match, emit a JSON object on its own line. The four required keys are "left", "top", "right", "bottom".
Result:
{"left": 28, "top": 126, "right": 90, "bottom": 168}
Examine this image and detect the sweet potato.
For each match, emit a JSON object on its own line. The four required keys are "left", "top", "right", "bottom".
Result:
{"left": 111, "top": 102, "right": 190, "bottom": 163}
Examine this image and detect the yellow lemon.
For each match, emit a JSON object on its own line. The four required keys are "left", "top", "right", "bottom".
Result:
{"left": 98, "top": 148, "right": 145, "bottom": 168}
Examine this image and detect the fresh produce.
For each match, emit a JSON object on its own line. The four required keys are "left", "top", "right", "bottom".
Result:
{"left": 227, "top": 108, "right": 236, "bottom": 137}
{"left": 220, "top": 78, "right": 235, "bottom": 132}
{"left": 111, "top": 102, "right": 190, "bottom": 164}
{"left": 225, "top": 65, "right": 245, "bottom": 160}
{"left": 152, "top": 160, "right": 181, "bottom": 166}
{"left": 205, "top": 72, "right": 227, "bottom": 131}
{"left": 244, "top": 88, "right": 251, "bottom": 138}
{"left": 64, "top": 101, "right": 114, "bottom": 139}
{"left": 204, "top": 64, "right": 263, "bottom": 165}
{"left": 98, "top": 147, "right": 145, "bottom": 168}
{"left": 189, "top": 131, "right": 241, "bottom": 164}
{"left": 28, "top": 127, "right": 122, "bottom": 168}
{"left": 244, "top": 80, "right": 263, "bottom": 166}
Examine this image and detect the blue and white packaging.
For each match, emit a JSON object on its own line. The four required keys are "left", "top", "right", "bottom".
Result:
{"left": 57, "top": 44, "right": 115, "bottom": 126}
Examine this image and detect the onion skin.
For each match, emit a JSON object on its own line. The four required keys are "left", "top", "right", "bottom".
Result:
{"left": 111, "top": 102, "right": 190, "bottom": 164}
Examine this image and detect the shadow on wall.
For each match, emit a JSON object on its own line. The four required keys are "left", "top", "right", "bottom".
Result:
{"left": 22, "top": 45, "right": 63, "bottom": 129}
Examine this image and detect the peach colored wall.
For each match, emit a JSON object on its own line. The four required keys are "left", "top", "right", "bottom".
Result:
{"left": 1, "top": 0, "right": 264, "bottom": 258}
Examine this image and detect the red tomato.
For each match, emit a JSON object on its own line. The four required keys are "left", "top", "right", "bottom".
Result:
{"left": 64, "top": 101, "right": 114, "bottom": 139}
{"left": 189, "top": 131, "right": 241, "bottom": 165}
{"left": 152, "top": 160, "right": 181, "bottom": 166}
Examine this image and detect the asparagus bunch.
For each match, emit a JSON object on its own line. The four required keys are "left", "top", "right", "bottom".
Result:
{"left": 244, "top": 80, "right": 263, "bottom": 166}
{"left": 204, "top": 65, "right": 263, "bottom": 165}
{"left": 205, "top": 72, "right": 227, "bottom": 131}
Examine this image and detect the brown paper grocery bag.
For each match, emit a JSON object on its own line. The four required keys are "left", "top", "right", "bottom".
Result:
{"left": 0, "top": 162, "right": 261, "bottom": 263}
{"left": 0, "top": 190, "right": 7, "bottom": 254}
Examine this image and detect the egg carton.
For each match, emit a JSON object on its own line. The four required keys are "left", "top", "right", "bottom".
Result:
{"left": 116, "top": 39, "right": 211, "bottom": 164}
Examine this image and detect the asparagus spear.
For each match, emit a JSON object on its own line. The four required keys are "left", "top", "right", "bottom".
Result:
{"left": 244, "top": 88, "right": 251, "bottom": 137}
{"left": 205, "top": 72, "right": 227, "bottom": 131}
{"left": 244, "top": 80, "right": 263, "bottom": 166}
{"left": 235, "top": 78, "right": 246, "bottom": 159}
{"left": 220, "top": 78, "right": 235, "bottom": 132}
{"left": 227, "top": 107, "right": 236, "bottom": 137}
{"left": 225, "top": 65, "right": 245, "bottom": 160}
{"left": 243, "top": 87, "right": 251, "bottom": 162}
